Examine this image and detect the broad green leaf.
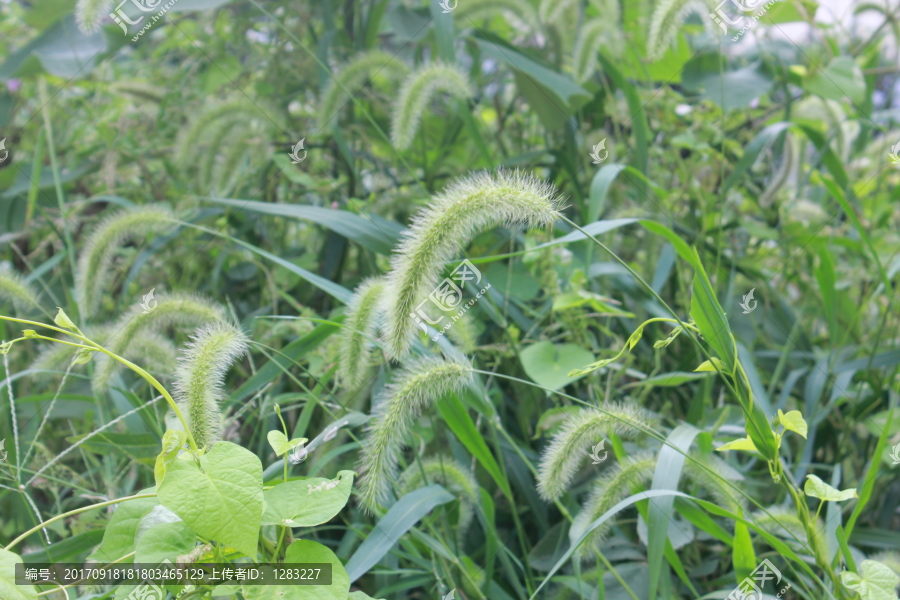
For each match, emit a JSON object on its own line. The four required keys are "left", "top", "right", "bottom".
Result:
{"left": 89, "top": 492, "right": 158, "bottom": 563}
{"left": 716, "top": 437, "right": 759, "bottom": 453}
{"left": 345, "top": 485, "right": 455, "bottom": 582}
{"left": 840, "top": 559, "right": 900, "bottom": 600}
{"left": 155, "top": 429, "right": 187, "bottom": 486}
{"left": 521, "top": 341, "right": 594, "bottom": 391}
{"left": 242, "top": 540, "right": 350, "bottom": 600}
{"left": 21, "top": 530, "right": 105, "bottom": 563}
{"left": 0, "top": 549, "right": 38, "bottom": 600}
{"left": 778, "top": 410, "right": 808, "bottom": 439}
{"left": 134, "top": 520, "right": 196, "bottom": 564}
{"left": 694, "top": 358, "right": 724, "bottom": 372}
{"left": 261, "top": 471, "right": 355, "bottom": 527}
{"left": 587, "top": 164, "right": 627, "bottom": 223}
{"left": 266, "top": 430, "right": 308, "bottom": 457}
{"left": 157, "top": 441, "right": 263, "bottom": 558}
{"left": 804, "top": 474, "right": 857, "bottom": 502}
{"left": 804, "top": 56, "right": 867, "bottom": 105}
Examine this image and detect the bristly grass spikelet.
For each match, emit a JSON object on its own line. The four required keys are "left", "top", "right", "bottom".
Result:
{"left": 538, "top": 0, "right": 578, "bottom": 24}
{"left": 570, "top": 452, "right": 657, "bottom": 558}
{"left": 397, "top": 455, "right": 478, "bottom": 542}
{"left": 390, "top": 63, "right": 474, "bottom": 150}
{"left": 383, "top": 170, "right": 562, "bottom": 360}
{"left": 75, "top": 0, "right": 112, "bottom": 33}
{"left": 572, "top": 19, "right": 623, "bottom": 83}
{"left": 536, "top": 403, "right": 656, "bottom": 501}
{"left": 454, "top": 0, "right": 539, "bottom": 30}
{"left": 646, "top": 0, "right": 713, "bottom": 61}
{"left": 357, "top": 356, "right": 473, "bottom": 511}
{"left": 92, "top": 293, "right": 227, "bottom": 393}
{"left": 0, "top": 265, "right": 41, "bottom": 314}
{"left": 75, "top": 205, "right": 174, "bottom": 319}
{"left": 173, "top": 322, "right": 249, "bottom": 450}
{"left": 339, "top": 278, "right": 385, "bottom": 389}
{"left": 317, "top": 51, "right": 411, "bottom": 131}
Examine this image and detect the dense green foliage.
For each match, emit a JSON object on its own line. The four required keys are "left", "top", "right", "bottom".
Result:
{"left": 1, "top": 0, "right": 900, "bottom": 599}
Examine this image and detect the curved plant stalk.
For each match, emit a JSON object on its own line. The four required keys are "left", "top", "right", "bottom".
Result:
{"left": 0, "top": 312, "right": 200, "bottom": 455}
{"left": 3, "top": 493, "right": 156, "bottom": 551}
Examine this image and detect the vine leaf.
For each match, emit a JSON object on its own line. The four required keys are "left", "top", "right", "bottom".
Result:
{"left": 242, "top": 540, "right": 350, "bottom": 600}
{"left": 778, "top": 409, "right": 808, "bottom": 439}
{"left": 158, "top": 441, "right": 263, "bottom": 558}
{"left": 261, "top": 471, "right": 355, "bottom": 527}
{"left": 0, "top": 549, "right": 39, "bottom": 600}
{"left": 804, "top": 474, "right": 857, "bottom": 502}
{"left": 840, "top": 559, "right": 900, "bottom": 600}
{"left": 266, "top": 430, "right": 307, "bottom": 457}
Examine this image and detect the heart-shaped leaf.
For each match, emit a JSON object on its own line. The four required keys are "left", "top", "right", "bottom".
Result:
{"left": 261, "top": 471, "right": 355, "bottom": 527}
{"left": 267, "top": 430, "right": 308, "bottom": 457}
{"left": 158, "top": 441, "right": 263, "bottom": 558}
{"left": 804, "top": 474, "right": 857, "bottom": 502}
{"left": 0, "top": 549, "right": 38, "bottom": 600}
{"left": 241, "top": 540, "right": 350, "bottom": 600}
{"left": 778, "top": 410, "right": 808, "bottom": 439}
{"left": 840, "top": 560, "right": 900, "bottom": 600}
{"left": 521, "top": 341, "right": 594, "bottom": 391}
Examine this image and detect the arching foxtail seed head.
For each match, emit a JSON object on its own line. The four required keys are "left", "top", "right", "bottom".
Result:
{"left": 338, "top": 278, "right": 386, "bottom": 389}
{"left": 357, "top": 355, "right": 473, "bottom": 512}
{"left": 382, "top": 170, "right": 562, "bottom": 361}
{"left": 390, "top": 62, "right": 474, "bottom": 150}
{"left": 173, "top": 322, "right": 249, "bottom": 450}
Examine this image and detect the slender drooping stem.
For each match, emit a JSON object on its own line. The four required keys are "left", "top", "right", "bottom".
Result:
{"left": 0, "top": 315, "right": 199, "bottom": 454}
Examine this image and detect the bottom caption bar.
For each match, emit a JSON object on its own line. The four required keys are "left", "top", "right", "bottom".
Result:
{"left": 15, "top": 563, "right": 333, "bottom": 586}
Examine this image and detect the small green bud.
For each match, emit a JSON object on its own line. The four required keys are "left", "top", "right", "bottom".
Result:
{"left": 0, "top": 341, "right": 12, "bottom": 355}
{"left": 54, "top": 308, "right": 78, "bottom": 330}
{"left": 23, "top": 330, "right": 38, "bottom": 338}
{"left": 73, "top": 348, "right": 94, "bottom": 365}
